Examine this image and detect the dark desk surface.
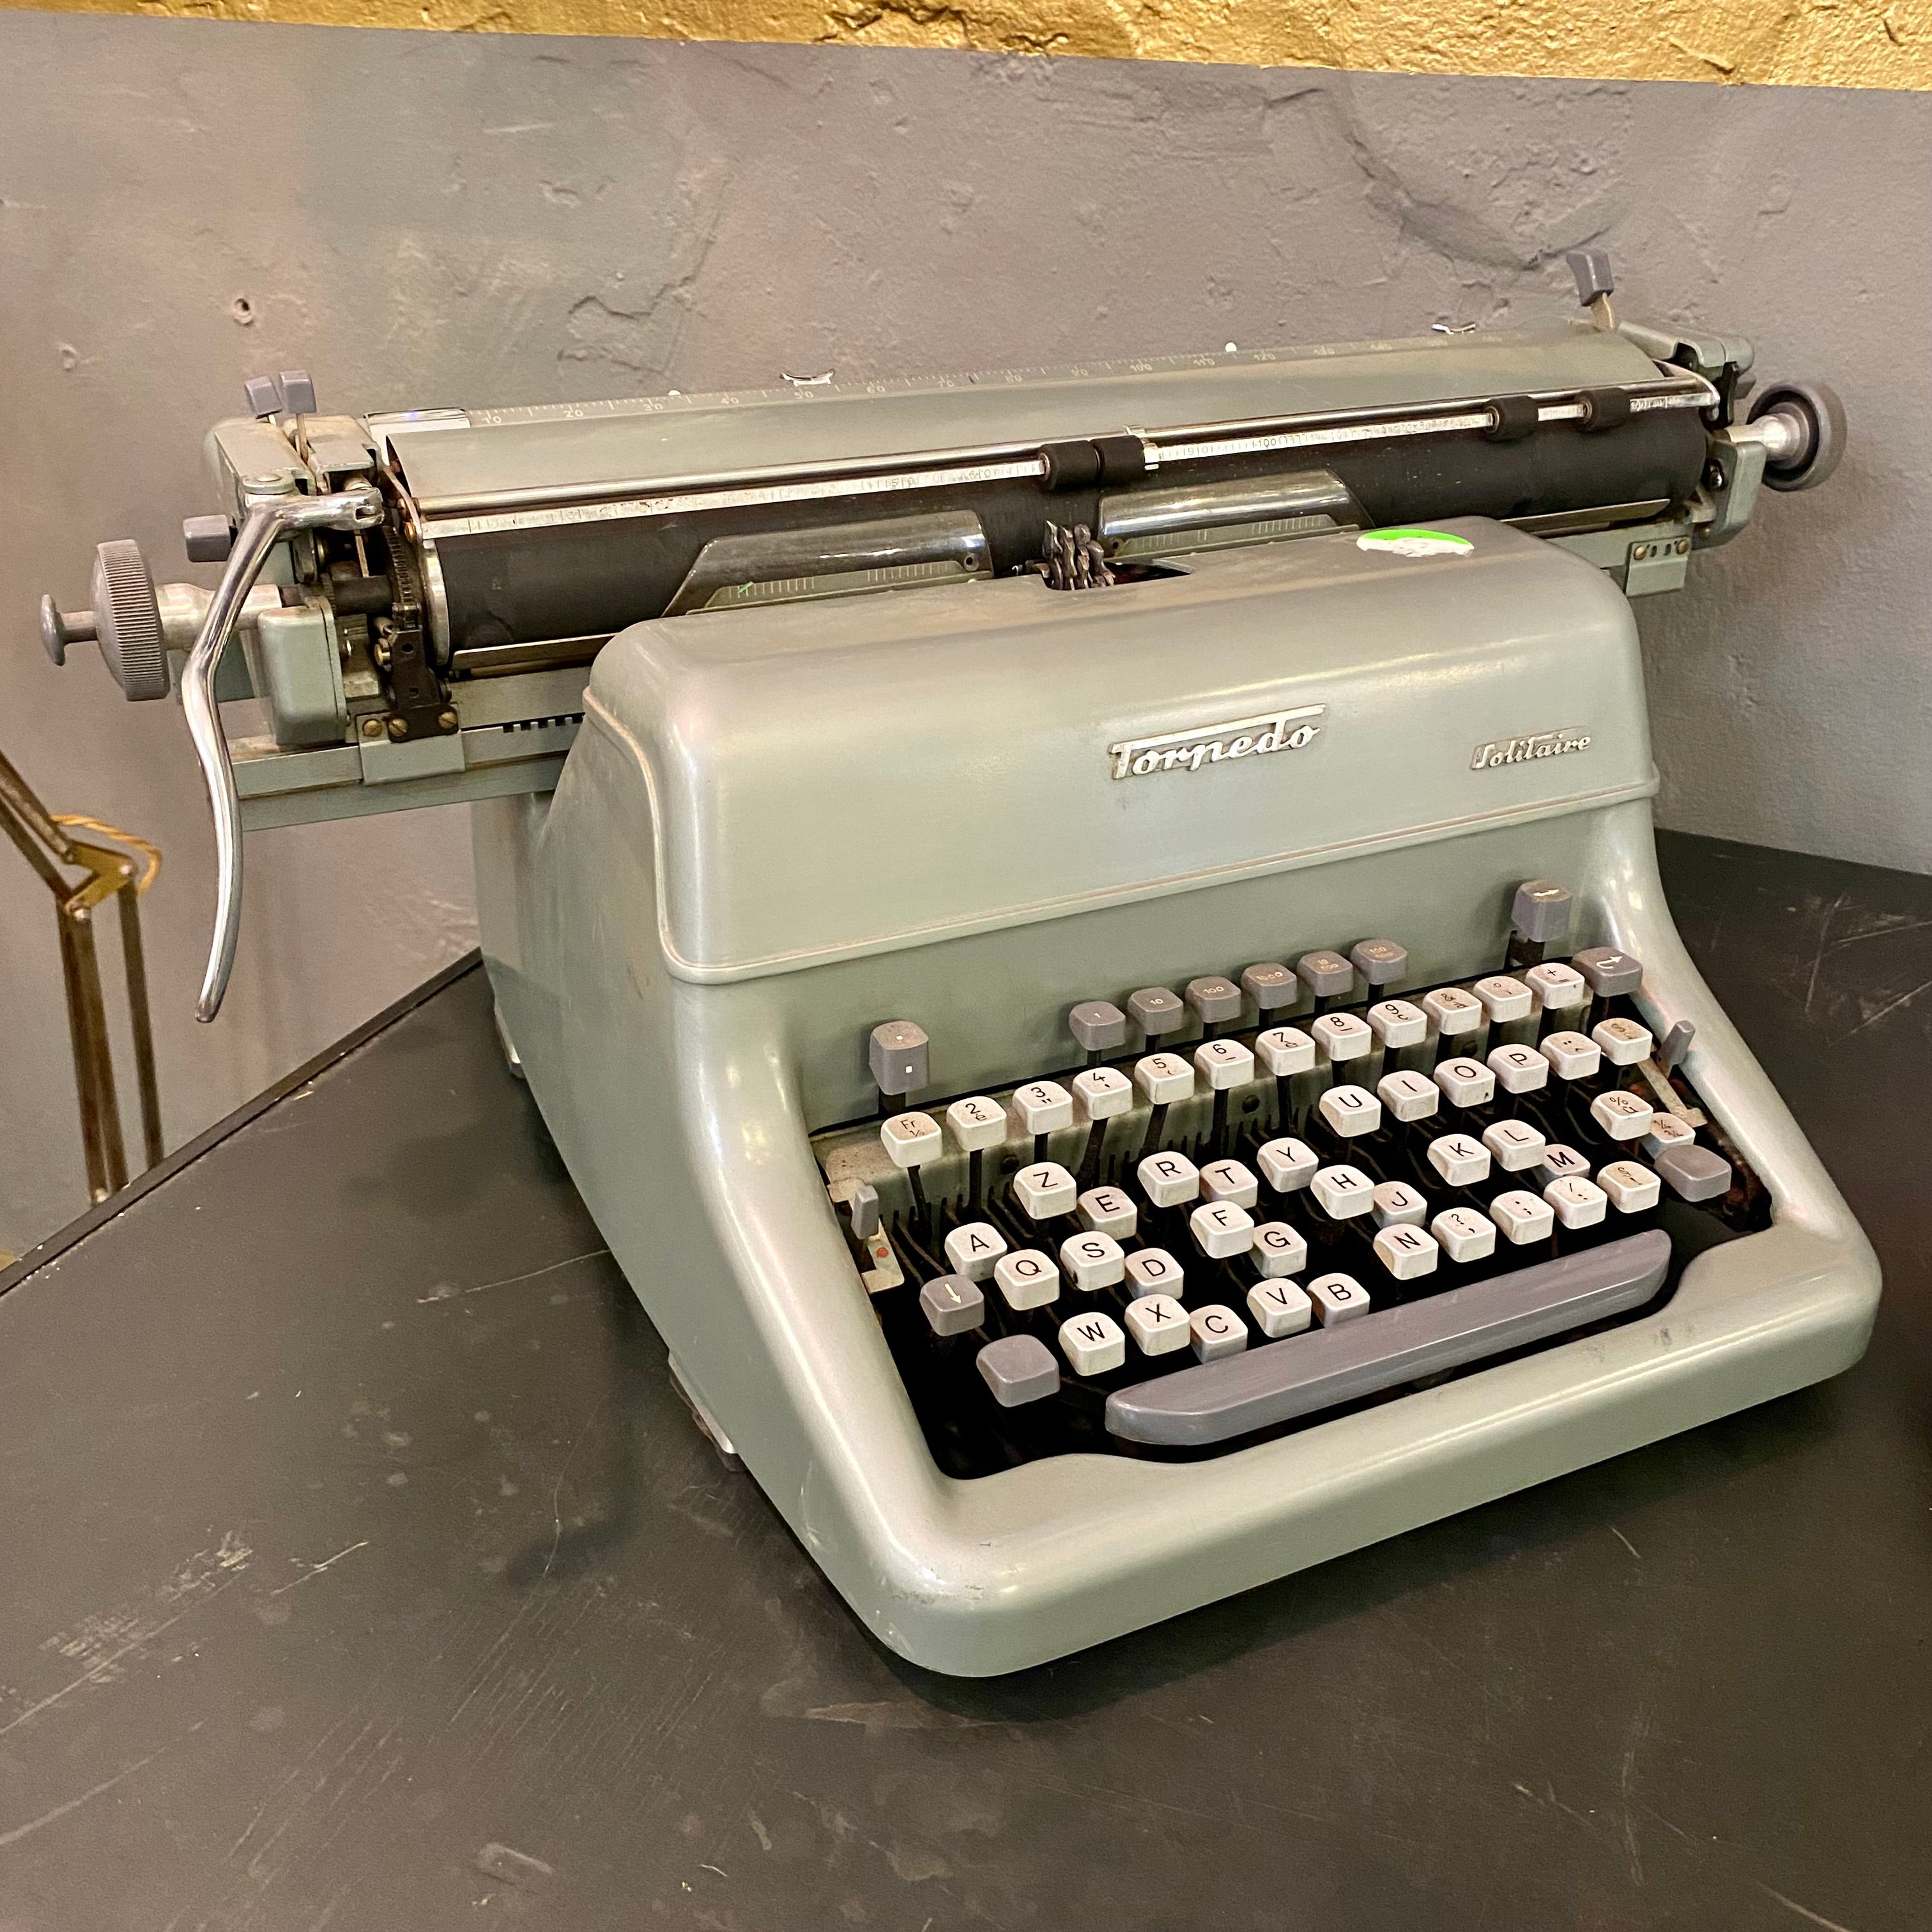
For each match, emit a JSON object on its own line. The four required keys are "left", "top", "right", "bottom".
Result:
{"left": 2, "top": 831, "right": 1927, "bottom": 1932}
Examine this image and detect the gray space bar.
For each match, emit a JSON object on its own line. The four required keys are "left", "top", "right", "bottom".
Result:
{"left": 1105, "top": 1229, "right": 1673, "bottom": 1448}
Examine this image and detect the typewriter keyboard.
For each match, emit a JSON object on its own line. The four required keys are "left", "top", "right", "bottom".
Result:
{"left": 813, "top": 889, "right": 1768, "bottom": 1478}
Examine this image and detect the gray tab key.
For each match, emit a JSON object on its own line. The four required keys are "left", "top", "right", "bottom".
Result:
{"left": 1241, "top": 962, "right": 1296, "bottom": 1012}
{"left": 1296, "top": 951, "right": 1354, "bottom": 1000}
{"left": 1349, "top": 939, "right": 1408, "bottom": 986}
{"left": 1185, "top": 976, "right": 1243, "bottom": 1027}
{"left": 1070, "top": 1000, "right": 1129, "bottom": 1054}
{"left": 1128, "top": 987, "right": 1187, "bottom": 1039}
{"left": 1105, "top": 1229, "right": 1671, "bottom": 1446}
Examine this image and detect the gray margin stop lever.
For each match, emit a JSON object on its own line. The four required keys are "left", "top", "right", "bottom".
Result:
{"left": 869, "top": 1020, "right": 929, "bottom": 1114}
{"left": 1565, "top": 249, "right": 1615, "bottom": 331}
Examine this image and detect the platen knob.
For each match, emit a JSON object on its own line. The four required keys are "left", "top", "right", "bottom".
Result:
{"left": 40, "top": 540, "right": 170, "bottom": 700}
{"left": 1747, "top": 379, "right": 1846, "bottom": 493}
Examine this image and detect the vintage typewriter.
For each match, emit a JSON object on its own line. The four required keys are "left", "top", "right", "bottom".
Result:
{"left": 41, "top": 253, "right": 1876, "bottom": 1674}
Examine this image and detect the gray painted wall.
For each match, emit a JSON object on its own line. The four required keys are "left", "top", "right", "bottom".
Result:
{"left": 3, "top": 13, "right": 1928, "bottom": 1254}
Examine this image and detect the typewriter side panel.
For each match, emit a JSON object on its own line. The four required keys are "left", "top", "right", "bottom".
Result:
{"left": 474, "top": 760, "right": 1878, "bottom": 1675}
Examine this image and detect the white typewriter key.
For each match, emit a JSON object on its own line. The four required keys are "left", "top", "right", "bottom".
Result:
{"left": 1367, "top": 999, "right": 1429, "bottom": 1050}
{"left": 946, "top": 1095, "right": 1008, "bottom": 1153}
{"left": 1593, "top": 1017, "right": 1655, "bottom": 1066}
{"left": 1255, "top": 1027, "right": 1316, "bottom": 1077}
{"left": 1434, "top": 1056, "right": 1495, "bottom": 1108}
{"left": 1124, "top": 1247, "right": 1184, "bottom": 1298}
{"left": 1526, "top": 961, "right": 1588, "bottom": 1013}
{"left": 1071, "top": 1066, "right": 1134, "bottom": 1121}
{"left": 1013, "top": 1161, "right": 1078, "bottom": 1218}
{"left": 1059, "top": 1230, "right": 1126, "bottom": 1292}
{"left": 1200, "top": 1159, "right": 1260, "bottom": 1208}
{"left": 1473, "top": 974, "right": 1533, "bottom": 1024}
{"left": 1491, "top": 1189, "right": 1556, "bottom": 1245}
{"left": 1012, "top": 1080, "right": 1074, "bottom": 1137}
{"left": 1058, "top": 1308, "right": 1126, "bottom": 1376}
{"left": 1590, "top": 1089, "right": 1655, "bottom": 1142}
{"left": 943, "top": 1220, "right": 1008, "bottom": 1282}
{"left": 1318, "top": 1082, "right": 1383, "bottom": 1137}
{"left": 1598, "top": 1160, "right": 1662, "bottom": 1213}
{"left": 1307, "top": 1273, "right": 1371, "bottom": 1325}
{"left": 1252, "top": 1221, "right": 1309, "bottom": 1278}
{"left": 1310, "top": 1163, "right": 1376, "bottom": 1219}
{"left": 1372, "top": 1181, "right": 1428, "bottom": 1228}
{"left": 1427, "top": 1133, "right": 1491, "bottom": 1188}
{"left": 1430, "top": 1206, "right": 1497, "bottom": 1263}
{"left": 1538, "top": 1030, "right": 1602, "bottom": 1081}
{"left": 1137, "top": 1151, "right": 1200, "bottom": 1209}
{"left": 1544, "top": 1175, "right": 1608, "bottom": 1230}
{"left": 1195, "top": 1037, "right": 1256, "bottom": 1090}
{"left": 1374, "top": 1223, "right": 1440, "bottom": 1281}
{"left": 1190, "top": 1304, "right": 1249, "bottom": 1362}
{"left": 1422, "top": 986, "right": 1484, "bottom": 1037}
{"left": 1536, "top": 1144, "right": 1591, "bottom": 1184}
{"left": 1483, "top": 1118, "right": 1547, "bottom": 1172}
{"left": 993, "top": 1248, "right": 1060, "bottom": 1310}
{"left": 1312, "top": 1012, "right": 1373, "bottom": 1063}
{"left": 1257, "top": 1137, "right": 1319, "bottom": 1193}
{"left": 1077, "top": 1185, "right": 1138, "bottom": 1240}
{"left": 1643, "top": 1113, "right": 1697, "bottom": 1156}
{"left": 879, "top": 1111, "right": 943, "bottom": 1167}
{"left": 1124, "top": 1292, "right": 1191, "bottom": 1356}
{"left": 1190, "top": 1200, "right": 1255, "bottom": 1259}
{"left": 1377, "top": 1068, "right": 1441, "bottom": 1123}
{"left": 1247, "top": 1278, "right": 1314, "bottom": 1338}
{"left": 1133, "top": 1052, "right": 1195, "bottom": 1106}
{"left": 1487, "top": 1043, "right": 1549, "bottom": 1095}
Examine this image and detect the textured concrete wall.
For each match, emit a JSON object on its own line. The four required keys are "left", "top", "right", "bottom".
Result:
{"left": 2, "top": 13, "right": 1928, "bottom": 1253}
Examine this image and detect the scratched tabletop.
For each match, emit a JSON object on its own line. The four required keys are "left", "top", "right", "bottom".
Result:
{"left": 1, "top": 831, "right": 1926, "bottom": 1932}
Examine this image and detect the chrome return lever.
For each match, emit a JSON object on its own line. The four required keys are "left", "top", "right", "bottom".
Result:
{"left": 184, "top": 484, "right": 385, "bottom": 1021}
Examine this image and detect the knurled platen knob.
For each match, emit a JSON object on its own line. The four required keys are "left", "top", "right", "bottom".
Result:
{"left": 80, "top": 541, "right": 169, "bottom": 700}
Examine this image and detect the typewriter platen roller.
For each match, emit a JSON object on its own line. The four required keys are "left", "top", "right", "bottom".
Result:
{"left": 41, "top": 258, "right": 1875, "bottom": 1673}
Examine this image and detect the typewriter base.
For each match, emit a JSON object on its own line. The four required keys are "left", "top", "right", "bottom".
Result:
{"left": 473, "top": 784, "right": 1879, "bottom": 1676}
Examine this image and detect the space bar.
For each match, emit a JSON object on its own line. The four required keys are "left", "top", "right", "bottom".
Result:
{"left": 1105, "top": 1229, "right": 1673, "bottom": 1448}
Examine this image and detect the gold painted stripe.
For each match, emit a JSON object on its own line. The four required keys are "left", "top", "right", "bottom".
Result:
{"left": 4, "top": 0, "right": 1928, "bottom": 89}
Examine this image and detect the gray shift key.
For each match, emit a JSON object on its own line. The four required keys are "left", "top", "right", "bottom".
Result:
{"left": 1106, "top": 1230, "right": 1672, "bottom": 1447}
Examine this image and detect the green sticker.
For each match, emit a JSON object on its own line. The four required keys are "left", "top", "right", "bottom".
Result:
{"left": 1356, "top": 527, "right": 1474, "bottom": 559}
